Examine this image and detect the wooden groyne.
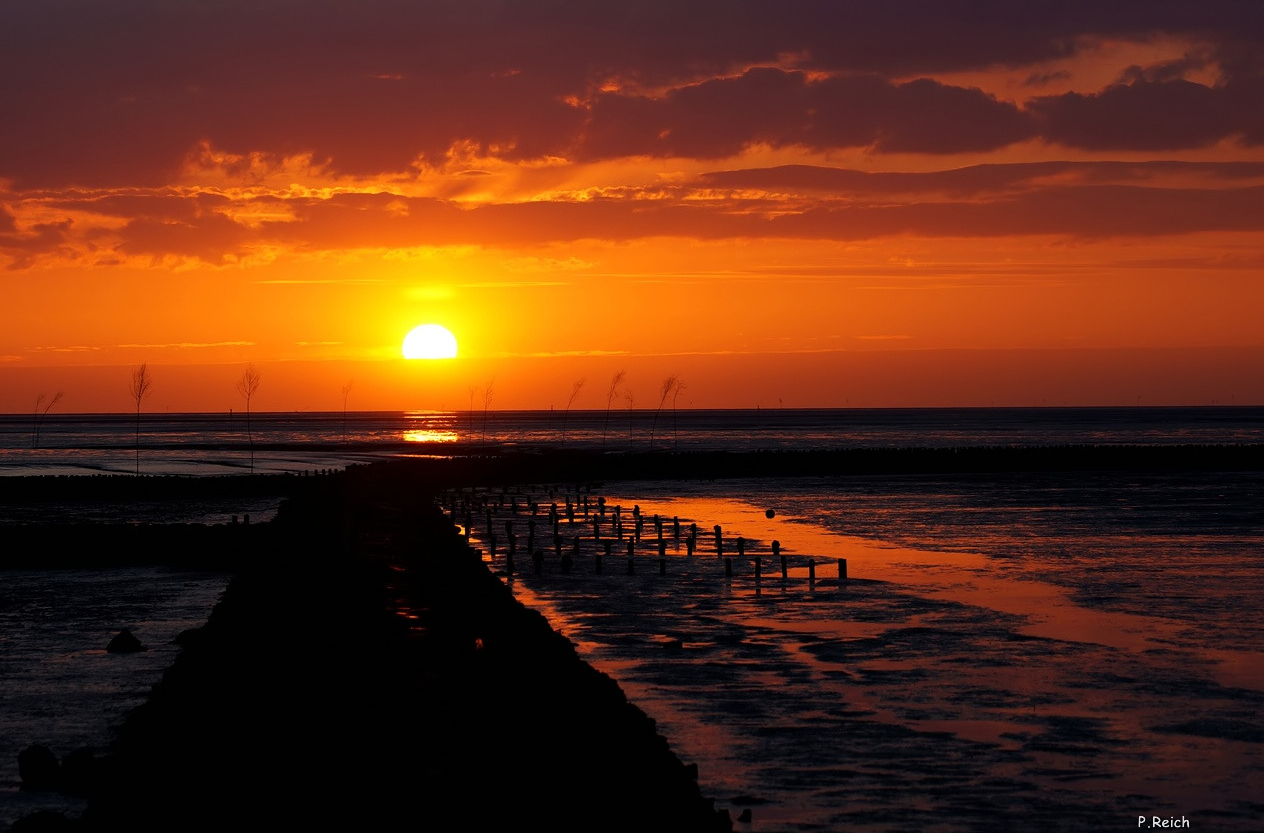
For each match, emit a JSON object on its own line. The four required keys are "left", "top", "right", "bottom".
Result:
{"left": 442, "top": 483, "right": 850, "bottom": 589}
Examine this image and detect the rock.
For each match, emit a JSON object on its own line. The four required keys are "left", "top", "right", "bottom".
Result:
{"left": 107, "top": 628, "right": 147, "bottom": 653}
{"left": 18, "top": 744, "right": 60, "bottom": 790}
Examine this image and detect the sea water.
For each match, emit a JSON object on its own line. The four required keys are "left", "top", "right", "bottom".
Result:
{"left": 3, "top": 406, "right": 1262, "bottom": 478}
{"left": 0, "top": 568, "right": 229, "bottom": 828}
{"left": 467, "top": 468, "right": 1264, "bottom": 830}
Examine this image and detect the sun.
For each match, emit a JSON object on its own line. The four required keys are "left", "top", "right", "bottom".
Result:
{"left": 402, "top": 324, "right": 458, "bottom": 359}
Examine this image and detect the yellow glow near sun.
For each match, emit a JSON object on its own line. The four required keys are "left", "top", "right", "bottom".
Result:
{"left": 402, "top": 323, "right": 458, "bottom": 359}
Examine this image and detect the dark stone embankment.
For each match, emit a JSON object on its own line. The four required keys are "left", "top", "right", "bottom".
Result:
{"left": 60, "top": 460, "right": 729, "bottom": 832}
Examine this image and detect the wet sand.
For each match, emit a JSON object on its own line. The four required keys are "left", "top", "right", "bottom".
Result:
{"left": 492, "top": 482, "right": 1263, "bottom": 829}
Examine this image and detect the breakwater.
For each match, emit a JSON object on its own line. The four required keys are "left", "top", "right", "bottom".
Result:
{"left": 16, "top": 462, "right": 730, "bottom": 831}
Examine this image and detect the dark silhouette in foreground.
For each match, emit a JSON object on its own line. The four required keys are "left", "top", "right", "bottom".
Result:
{"left": 48, "top": 461, "right": 730, "bottom": 832}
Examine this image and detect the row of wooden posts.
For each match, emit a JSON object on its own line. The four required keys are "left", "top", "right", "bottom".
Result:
{"left": 440, "top": 485, "right": 848, "bottom": 585}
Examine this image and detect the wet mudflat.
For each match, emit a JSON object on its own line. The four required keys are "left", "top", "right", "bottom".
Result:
{"left": 458, "top": 472, "right": 1264, "bottom": 831}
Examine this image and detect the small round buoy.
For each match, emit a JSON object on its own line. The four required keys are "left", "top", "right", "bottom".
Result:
{"left": 765, "top": 509, "right": 775, "bottom": 519}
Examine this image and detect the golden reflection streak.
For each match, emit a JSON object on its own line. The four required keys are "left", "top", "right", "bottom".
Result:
{"left": 401, "top": 429, "right": 459, "bottom": 443}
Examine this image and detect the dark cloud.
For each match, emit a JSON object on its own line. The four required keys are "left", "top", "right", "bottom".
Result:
{"left": 697, "top": 161, "right": 1264, "bottom": 196}
{"left": 580, "top": 71, "right": 1033, "bottom": 160}
{"left": 7, "top": 154, "right": 1260, "bottom": 269}
{"left": 74, "top": 179, "right": 1263, "bottom": 264}
{"left": 110, "top": 212, "right": 256, "bottom": 264}
{"left": 1031, "top": 79, "right": 1258, "bottom": 150}
{"left": 2, "top": 0, "right": 1261, "bottom": 188}
{"left": 866, "top": 78, "right": 1035, "bottom": 154}
{"left": 0, "top": 220, "right": 74, "bottom": 270}
{"left": 44, "top": 192, "right": 232, "bottom": 223}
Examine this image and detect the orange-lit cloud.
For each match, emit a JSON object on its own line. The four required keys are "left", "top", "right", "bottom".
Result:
{"left": 1, "top": 1, "right": 1261, "bottom": 411}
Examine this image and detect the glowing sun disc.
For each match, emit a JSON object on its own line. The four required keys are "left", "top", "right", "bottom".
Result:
{"left": 402, "top": 324, "right": 458, "bottom": 359}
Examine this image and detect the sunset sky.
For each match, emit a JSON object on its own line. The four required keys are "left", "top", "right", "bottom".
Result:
{"left": 2, "top": 0, "right": 1262, "bottom": 413}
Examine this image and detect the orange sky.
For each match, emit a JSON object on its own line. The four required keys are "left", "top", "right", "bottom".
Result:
{"left": 2, "top": 1, "right": 1262, "bottom": 413}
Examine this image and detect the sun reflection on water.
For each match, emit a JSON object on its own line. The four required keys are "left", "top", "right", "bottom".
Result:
{"left": 401, "top": 429, "right": 459, "bottom": 443}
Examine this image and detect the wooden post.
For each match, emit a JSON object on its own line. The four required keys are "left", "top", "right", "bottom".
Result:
{"left": 506, "top": 551, "right": 515, "bottom": 575}
{"left": 808, "top": 560, "right": 816, "bottom": 586}
{"left": 755, "top": 556, "right": 761, "bottom": 583}
{"left": 714, "top": 525, "right": 723, "bottom": 557}
{"left": 724, "top": 557, "right": 732, "bottom": 577}
{"left": 595, "top": 551, "right": 603, "bottom": 574}
{"left": 736, "top": 537, "right": 745, "bottom": 557}
{"left": 658, "top": 539, "right": 667, "bottom": 557}
{"left": 685, "top": 537, "right": 695, "bottom": 556}
{"left": 838, "top": 558, "right": 848, "bottom": 585}
{"left": 626, "top": 556, "right": 635, "bottom": 575}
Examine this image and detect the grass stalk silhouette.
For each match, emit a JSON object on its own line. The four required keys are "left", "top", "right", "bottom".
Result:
{"left": 649, "top": 374, "right": 679, "bottom": 450}
{"left": 481, "top": 379, "right": 495, "bottom": 449}
{"left": 236, "top": 364, "right": 261, "bottom": 473}
{"left": 32, "top": 391, "right": 63, "bottom": 449}
{"left": 561, "top": 377, "right": 586, "bottom": 445}
{"left": 341, "top": 380, "right": 354, "bottom": 444}
{"left": 128, "top": 364, "right": 153, "bottom": 475}
{"left": 602, "top": 370, "right": 625, "bottom": 452}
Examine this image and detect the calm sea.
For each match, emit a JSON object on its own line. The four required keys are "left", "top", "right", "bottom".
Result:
{"left": 3, "top": 406, "right": 1262, "bottom": 478}
{"left": 2, "top": 407, "right": 1262, "bottom": 829}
